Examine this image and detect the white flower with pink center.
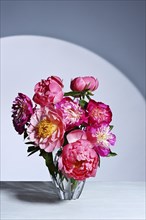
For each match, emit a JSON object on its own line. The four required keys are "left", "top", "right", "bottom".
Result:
{"left": 56, "top": 97, "right": 86, "bottom": 130}
{"left": 86, "top": 123, "right": 116, "bottom": 156}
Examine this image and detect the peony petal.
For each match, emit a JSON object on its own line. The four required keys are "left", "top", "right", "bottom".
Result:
{"left": 67, "top": 130, "right": 87, "bottom": 143}
{"left": 58, "top": 157, "right": 63, "bottom": 170}
{"left": 44, "top": 141, "right": 56, "bottom": 152}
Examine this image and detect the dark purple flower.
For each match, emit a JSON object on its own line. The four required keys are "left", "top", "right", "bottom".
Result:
{"left": 12, "top": 93, "right": 34, "bottom": 134}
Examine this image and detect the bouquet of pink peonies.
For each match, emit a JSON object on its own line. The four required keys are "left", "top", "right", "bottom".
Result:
{"left": 12, "top": 76, "right": 117, "bottom": 200}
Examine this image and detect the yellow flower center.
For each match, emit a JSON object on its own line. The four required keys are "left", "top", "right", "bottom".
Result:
{"left": 97, "top": 132, "right": 107, "bottom": 142}
{"left": 37, "top": 119, "right": 57, "bottom": 138}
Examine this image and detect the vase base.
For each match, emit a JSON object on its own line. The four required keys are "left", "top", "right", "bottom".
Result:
{"left": 52, "top": 177, "right": 85, "bottom": 200}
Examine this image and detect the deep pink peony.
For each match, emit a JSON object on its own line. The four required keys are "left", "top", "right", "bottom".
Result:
{"left": 86, "top": 123, "right": 116, "bottom": 157}
{"left": 70, "top": 76, "right": 99, "bottom": 92}
{"left": 33, "top": 76, "right": 64, "bottom": 106}
{"left": 12, "top": 93, "right": 34, "bottom": 134}
{"left": 27, "top": 107, "right": 65, "bottom": 152}
{"left": 87, "top": 99, "right": 112, "bottom": 125}
{"left": 55, "top": 97, "right": 86, "bottom": 130}
{"left": 58, "top": 139, "right": 99, "bottom": 180}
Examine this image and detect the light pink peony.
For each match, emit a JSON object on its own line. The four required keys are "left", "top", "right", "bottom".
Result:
{"left": 86, "top": 123, "right": 116, "bottom": 157}
{"left": 12, "top": 93, "right": 34, "bottom": 134}
{"left": 27, "top": 107, "right": 65, "bottom": 152}
{"left": 58, "top": 139, "right": 99, "bottom": 180}
{"left": 87, "top": 99, "right": 112, "bottom": 125}
{"left": 33, "top": 76, "right": 64, "bottom": 106}
{"left": 70, "top": 76, "right": 99, "bottom": 92}
{"left": 55, "top": 97, "right": 86, "bottom": 131}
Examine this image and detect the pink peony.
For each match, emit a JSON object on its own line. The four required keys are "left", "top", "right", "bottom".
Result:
{"left": 86, "top": 123, "right": 116, "bottom": 157}
{"left": 12, "top": 93, "right": 34, "bottom": 134}
{"left": 27, "top": 107, "right": 65, "bottom": 152}
{"left": 58, "top": 139, "right": 99, "bottom": 180}
{"left": 33, "top": 76, "right": 64, "bottom": 106}
{"left": 55, "top": 97, "right": 86, "bottom": 131}
{"left": 87, "top": 99, "right": 112, "bottom": 125}
{"left": 70, "top": 76, "right": 99, "bottom": 92}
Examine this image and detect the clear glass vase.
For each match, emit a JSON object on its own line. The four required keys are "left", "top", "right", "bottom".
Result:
{"left": 45, "top": 151, "right": 85, "bottom": 200}
{"left": 51, "top": 173, "right": 85, "bottom": 200}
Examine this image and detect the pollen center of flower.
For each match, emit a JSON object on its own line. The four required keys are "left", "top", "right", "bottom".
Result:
{"left": 97, "top": 132, "right": 107, "bottom": 142}
{"left": 91, "top": 108, "right": 107, "bottom": 122}
{"left": 74, "top": 160, "right": 83, "bottom": 169}
{"left": 37, "top": 119, "right": 57, "bottom": 138}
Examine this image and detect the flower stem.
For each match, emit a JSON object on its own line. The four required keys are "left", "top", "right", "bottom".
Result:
{"left": 40, "top": 150, "right": 57, "bottom": 179}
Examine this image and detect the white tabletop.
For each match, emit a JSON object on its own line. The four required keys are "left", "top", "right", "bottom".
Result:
{"left": 1, "top": 181, "right": 145, "bottom": 220}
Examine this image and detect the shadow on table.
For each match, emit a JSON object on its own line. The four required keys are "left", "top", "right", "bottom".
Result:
{"left": 0, "top": 181, "right": 62, "bottom": 204}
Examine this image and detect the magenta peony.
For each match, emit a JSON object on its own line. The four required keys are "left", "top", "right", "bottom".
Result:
{"left": 86, "top": 123, "right": 116, "bottom": 156}
{"left": 70, "top": 76, "right": 99, "bottom": 92}
{"left": 33, "top": 76, "right": 64, "bottom": 106}
{"left": 87, "top": 99, "right": 112, "bottom": 125}
{"left": 12, "top": 93, "right": 34, "bottom": 134}
{"left": 58, "top": 139, "right": 99, "bottom": 180}
{"left": 27, "top": 106, "right": 65, "bottom": 152}
{"left": 55, "top": 97, "right": 86, "bottom": 131}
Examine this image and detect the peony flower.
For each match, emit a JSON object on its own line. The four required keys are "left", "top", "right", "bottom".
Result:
{"left": 27, "top": 107, "right": 65, "bottom": 152}
{"left": 55, "top": 97, "right": 86, "bottom": 131}
{"left": 86, "top": 123, "right": 116, "bottom": 156}
{"left": 58, "top": 139, "right": 99, "bottom": 180}
{"left": 33, "top": 76, "right": 64, "bottom": 106}
{"left": 70, "top": 76, "right": 99, "bottom": 92}
{"left": 12, "top": 93, "right": 34, "bottom": 134}
{"left": 87, "top": 99, "right": 112, "bottom": 125}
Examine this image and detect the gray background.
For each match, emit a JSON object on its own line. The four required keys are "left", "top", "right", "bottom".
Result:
{"left": 1, "top": 0, "right": 145, "bottom": 98}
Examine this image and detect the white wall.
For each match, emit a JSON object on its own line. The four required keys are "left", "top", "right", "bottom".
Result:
{"left": 1, "top": 36, "right": 145, "bottom": 181}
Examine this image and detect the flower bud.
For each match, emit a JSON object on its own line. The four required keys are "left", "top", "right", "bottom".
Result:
{"left": 70, "top": 76, "right": 99, "bottom": 92}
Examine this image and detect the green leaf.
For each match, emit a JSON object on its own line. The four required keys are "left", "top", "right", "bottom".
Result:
{"left": 109, "top": 125, "right": 114, "bottom": 131}
{"left": 98, "top": 155, "right": 100, "bottom": 167}
{"left": 64, "top": 91, "right": 81, "bottom": 97}
{"left": 27, "top": 146, "right": 38, "bottom": 152}
{"left": 107, "top": 151, "right": 117, "bottom": 157}
{"left": 70, "top": 178, "right": 78, "bottom": 190}
{"left": 27, "top": 147, "right": 40, "bottom": 156}
{"left": 86, "top": 94, "right": 91, "bottom": 100}
{"left": 87, "top": 90, "right": 94, "bottom": 96}
{"left": 70, "top": 178, "right": 77, "bottom": 184}
{"left": 25, "top": 141, "right": 36, "bottom": 145}
{"left": 56, "top": 149, "right": 62, "bottom": 157}
{"left": 40, "top": 151, "right": 57, "bottom": 179}
{"left": 63, "top": 134, "right": 68, "bottom": 146}
{"left": 23, "top": 129, "right": 28, "bottom": 139}
{"left": 79, "top": 99, "right": 87, "bottom": 108}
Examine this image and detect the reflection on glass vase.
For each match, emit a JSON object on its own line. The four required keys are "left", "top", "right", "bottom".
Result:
{"left": 51, "top": 173, "right": 85, "bottom": 200}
